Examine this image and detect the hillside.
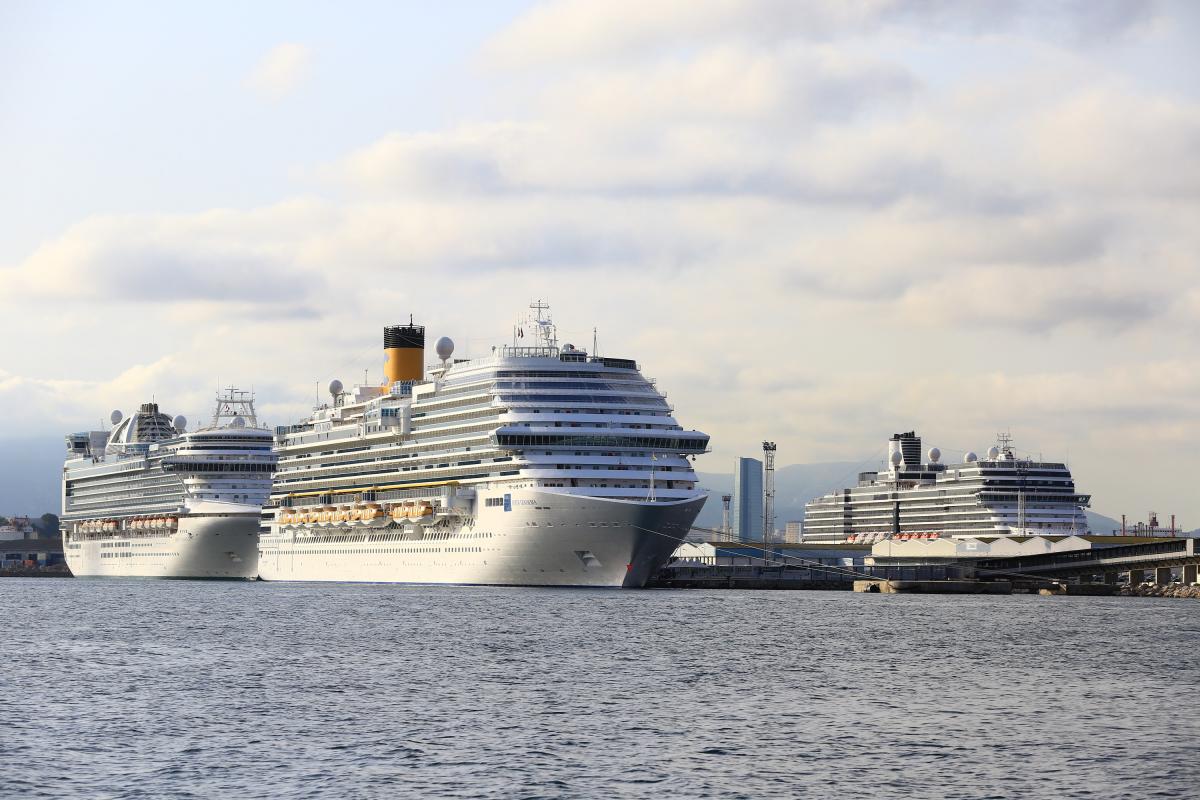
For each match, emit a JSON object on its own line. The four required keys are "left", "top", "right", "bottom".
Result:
{"left": 0, "top": 436, "right": 63, "bottom": 518}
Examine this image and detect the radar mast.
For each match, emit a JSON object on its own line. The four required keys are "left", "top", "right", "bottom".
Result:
{"left": 212, "top": 387, "right": 259, "bottom": 429}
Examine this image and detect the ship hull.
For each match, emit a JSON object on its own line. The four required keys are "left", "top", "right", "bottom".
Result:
{"left": 64, "top": 513, "right": 260, "bottom": 579}
{"left": 258, "top": 491, "right": 704, "bottom": 588}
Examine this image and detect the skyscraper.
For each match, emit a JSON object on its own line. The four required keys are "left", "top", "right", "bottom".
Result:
{"left": 732, "top": 456, "right": 764, "bottom": 542}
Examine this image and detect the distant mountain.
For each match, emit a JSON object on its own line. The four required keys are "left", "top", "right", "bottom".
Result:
{"left": 1085, "top": 511, "right": 1124, "bottom": 535}
{"left": 0, "top": 436, "right": 63, "bottom": 517}
{"left": 693, "top": 462, "right": 865, "bottom": 531}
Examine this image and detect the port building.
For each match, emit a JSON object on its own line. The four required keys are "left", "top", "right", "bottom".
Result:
{"left": 731, "top": 457, "right": 763, "bottom": 542}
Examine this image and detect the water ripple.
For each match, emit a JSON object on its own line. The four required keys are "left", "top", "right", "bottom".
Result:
{"left": 1, "top": 580, "right": 1198, "bottom": 798}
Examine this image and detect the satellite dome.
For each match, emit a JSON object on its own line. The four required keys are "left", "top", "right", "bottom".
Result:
{"left": 965, "top": 451, "right": 978, "bottom": 463}
{"left": 173, "top": 415, "right": 187, "bottom": 432}
{"left": 110, "top": 410, "right": 123, "bottom": 425}
{"left": 563, "top": 343, "right": 575, "bottom": 352}
{"left": 329, "top": 379, "right": 344, "bottom": 397}
{"left": 230, "top": 416, "right": 246, "bottom": 429}
{"left": 890, "top": 450, "right": 903, "bottom": 466}
{"left": 927, "top": 447, "right": 941, "bottom": 463}
{"left": 435, "top": 336, "right": 455, "bottom": 361}
{"left": 987, "top": 445, "right": 1000, "bottom": 460}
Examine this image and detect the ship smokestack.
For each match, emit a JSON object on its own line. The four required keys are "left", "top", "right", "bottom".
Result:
{"left": 383, "top": 319, "right": 425, "bottom": 387}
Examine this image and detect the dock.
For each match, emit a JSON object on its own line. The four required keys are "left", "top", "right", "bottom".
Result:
{"left": 853, "top": 579, "right": 1012, "bottom": 594}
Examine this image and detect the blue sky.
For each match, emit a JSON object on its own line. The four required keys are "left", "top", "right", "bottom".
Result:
{"left": 1, "top": 0, "right": 1198, "bottom": 521}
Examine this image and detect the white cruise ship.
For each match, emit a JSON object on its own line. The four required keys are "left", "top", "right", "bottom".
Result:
{"left": 802, "top": 431, "right": 1091, "bottom": 543}
{"left": 61, "top": 390, "right": 276, "bottom": 578}
{"left": 259, "top": 303, "right": 710, "bottom": 587}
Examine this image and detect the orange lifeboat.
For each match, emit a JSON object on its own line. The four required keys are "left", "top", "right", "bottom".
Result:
{"left": 368, "top": 504, "right": 390, "bottom": 527}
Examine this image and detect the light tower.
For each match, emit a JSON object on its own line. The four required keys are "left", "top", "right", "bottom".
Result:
{"left": 721, "top": 494, "right": 732, "bottom": 541}
{"left": 762, "top": 441, "right": 777, "bottom": 560}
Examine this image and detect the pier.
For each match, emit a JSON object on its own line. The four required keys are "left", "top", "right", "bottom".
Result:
{"left": 649, "top": 563, "right": 970, "bottom": 590}
{"left": 977, "top": 537, "right": 1200, "bottom": 585}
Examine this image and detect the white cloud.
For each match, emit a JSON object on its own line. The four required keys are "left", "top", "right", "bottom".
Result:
{"left": 485, "top": 0, "right": 1160, "bottom": 66}
{"left": 246, "top": 43, "right": 312, "bottom": 100}
{"left": 1, "top": 0, "right": 1196, "bottom": 520}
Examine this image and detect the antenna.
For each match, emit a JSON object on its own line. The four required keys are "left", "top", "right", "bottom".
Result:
{"left": 722, "top": 494, "right": 732, "bottom": 541}
{"left": 762, "top": 442, "right": 777, "bottom": 554}
{"left": 593, "top": 326, "right": 598, "bottom": 356}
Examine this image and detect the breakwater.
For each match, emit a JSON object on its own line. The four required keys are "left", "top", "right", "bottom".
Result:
{"left": 1120, "top": 583, "right": 1200, "bottom": 599}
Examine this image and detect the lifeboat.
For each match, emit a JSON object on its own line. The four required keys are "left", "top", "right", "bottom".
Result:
{"left": 415, "top": 503, "right": 433, "bottom": 518}
{"left": 337, "top": 507, "right": 352, "bottom": 523}
{"left": 368, "top": 504, "right": 390, "bottom": 527}
{"left": 301, "top": 510, "right": 316, "bottom": 527}
{"left": 350, "top": 506, "right": 364, "bottom": 523}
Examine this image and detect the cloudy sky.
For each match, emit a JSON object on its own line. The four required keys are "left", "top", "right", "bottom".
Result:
{"left": 2, "top": 0, "right": 1198, "bottom": 522}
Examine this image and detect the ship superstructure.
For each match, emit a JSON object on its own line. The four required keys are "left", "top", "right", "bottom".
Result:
{"left": 259, "top": 302, "right": 710, "bottom": 587}
{"left": 802, "top": 431, "right": 1091, "bottom": 543}
{"left": 61, "top": 390, "right": 275, "bottom": 578}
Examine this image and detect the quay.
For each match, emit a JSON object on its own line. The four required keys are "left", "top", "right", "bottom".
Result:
{"left": 648, "top": 562, "right": 970, "bottom": 590}
{"left": 977, "top": 537, "right": 1200, "bottom": 585}
{"left": 654, "top": 536, "right": 1200, "bottom": 596}
{"left": 853, "top": 579, "right": 1012, "bottom": 594}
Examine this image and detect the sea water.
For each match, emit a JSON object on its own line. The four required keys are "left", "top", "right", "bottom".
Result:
{"left": 2, "top": 579, "right": 1197, "bottom": 799}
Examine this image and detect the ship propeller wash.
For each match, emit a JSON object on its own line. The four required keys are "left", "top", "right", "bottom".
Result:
{"left": 61, "top": 389, "right": 276, "bottom": 578}
{"left": 259, "top": 302, "right": 710, "bottom": 587}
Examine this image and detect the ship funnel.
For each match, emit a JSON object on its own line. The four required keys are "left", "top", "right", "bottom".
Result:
{"left": 383, "top": 319, "right": 425, "bottom": 387}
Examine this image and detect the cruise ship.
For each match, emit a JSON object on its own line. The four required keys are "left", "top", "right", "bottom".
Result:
{"left": 61, "top": 390, "right": 276, "bottom": 578}
{"left": 259, "top": 303, "right": 710, "bottom": 587}
{"left": 802, "top": 431, "right": 1091, "bottom": 543}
